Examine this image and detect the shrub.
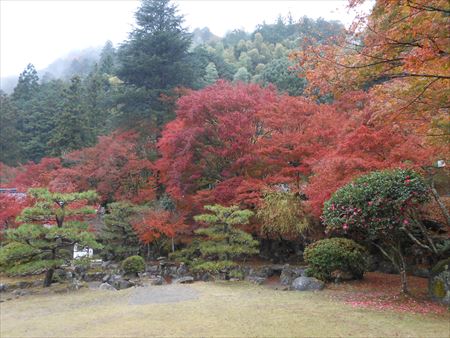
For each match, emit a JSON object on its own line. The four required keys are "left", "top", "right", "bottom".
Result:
{"left": 322, "top": 169, "right": 436, "bottom": 293}
{"left": 191, "top": 260, "right": 237, "bottom": 273}
{"left": 122, "top": 255, "right": 145, "bottom": 275}
{"left": 257, "top": 191, "right": 309, "bottom": 239}
{"left": 304, "top": 238, "right": 367, "bottom": 281}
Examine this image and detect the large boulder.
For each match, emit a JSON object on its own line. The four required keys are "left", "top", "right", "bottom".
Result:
{"left": 69, "top": 279, "right": 86, "bottom": 290}
{"left": 291, "top": 277, "right": 324, "bottom": 291}
{"left": 176, "top": 263, "right": 188, "bottom": 277}
{"left": 113, "top": 279, "right": 134, "bottom": 290}
{"left": 280, "top": 264, "right": 306, "bottom": 286}
{"left": 74, "top": 265, "right": 88, "bottom": 276}
{"left": 248, "top": 266, "right": 275, "bottom": 279}
{"left": 101, "top": 260, "right": 112, "bottom": 269}
{"left": 149, "top": 276, "right": 165, "bottom": 285}
{"left": 173, "top": 276, "right": 194, "bottom": 284}
{"left": 197, "top": 272, "right": 214, "bottom": 282}
{"left": 12, "top": 289, "right": 30, "bottom": 297}
{"left": 53, "top": 269, "right": 66, "bottom": 282}
{"left": 99, "top": 282, "right": 117, "bottom": 291}
{"left": 83, "top": 271, "right": 107, "bottom": 282}
{"left": 17, "top": 281, "right": 33, "bottom": 289}
{"left": 246, "top": 276, "right": 267, "bottom": 285}
{"left": 109, "top": 274, "right": 134, "bottom": 290}
{"left": 146, "top": 264, "right": 160, "bottom": 274}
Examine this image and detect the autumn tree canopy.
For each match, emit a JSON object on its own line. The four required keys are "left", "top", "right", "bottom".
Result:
{"left": 292, "top": 0, "right": 450, "bottom": 144}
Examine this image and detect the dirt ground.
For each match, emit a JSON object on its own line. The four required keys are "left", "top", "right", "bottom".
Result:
{"left": 1, "top": 280, "right": 448, "bottom": 337}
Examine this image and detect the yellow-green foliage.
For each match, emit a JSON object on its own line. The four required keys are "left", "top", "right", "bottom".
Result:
{"left": 432, "top": 279, "right": 446, "bottom": 298}
{"left": 191, "top": 261, "right": 237, "bottom": 273}
{"left": 257, "top": 191, "right": 309, "bottom": 238}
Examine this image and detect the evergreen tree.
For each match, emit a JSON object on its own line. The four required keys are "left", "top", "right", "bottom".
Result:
{"left": 116, "top": 0, "right": 193, "bottom": 124}
{"left": 203, "top": 62, "right": 219, "bottom": 86}
{"left": 22, "top": 79, "right": 64, "bottom": 162}
{"left": 171, "top": 205, "right": 259, "bottom": 274}
{"left": 49, "top": 76, "right": 93, "bottom": 155}
{"left": 99, "top": 40, "right": 116, "bottom": 75}
{"left": 99, "top": 202, "right": 142, "bottom": 260}
{"left": 233, "top": 67, "right": 250, "bottom": 83}
{"left": 0, "top": 92, "right": 23, "bottom": 165}
{"left": 84, "top": 65, "right": 111, "bottom": 136}
{"left": 260, "top": 57, "right": 306, "bottom": 96}
{"left": 12, "top": 64, "right": 39, "bottom": 104}
{"left": 0, "top": 189, "right": 100, "bottom": 287}
{"left": 11, "top": 64, "right": 41, "bottom": 161}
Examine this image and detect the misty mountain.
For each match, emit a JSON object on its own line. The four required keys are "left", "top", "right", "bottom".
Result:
{"left": 1, "top": 46, "right": 102, "bottom": 94}
{"left": 192, "top": 27, "right": 221, "bottom": 46}
{"left": 1, "top": 27, "right": 219, "bottom": 94}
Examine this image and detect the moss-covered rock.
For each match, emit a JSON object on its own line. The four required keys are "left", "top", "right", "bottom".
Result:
{"left": 429, "top": 258, "right": 450, "bottom": 306}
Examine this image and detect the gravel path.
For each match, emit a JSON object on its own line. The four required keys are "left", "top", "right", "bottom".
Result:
{"left": 128, "top": 284, "right": 199, "bottom": 305}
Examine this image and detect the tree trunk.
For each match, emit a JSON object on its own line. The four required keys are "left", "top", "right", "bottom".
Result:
{"left": 372, "top": 241, "right": 409, "bottom": 294}
{"left": 399, "top": 268, "right": 408, "bottom": 294}
{"left": 430, "top": 185, "right": 450, "bottom": 226}
{"left": 43, "top": 268, "right": 54, "bottom": 287}
{"left": 398, "top": 249, "right": 409, "bottom": 294}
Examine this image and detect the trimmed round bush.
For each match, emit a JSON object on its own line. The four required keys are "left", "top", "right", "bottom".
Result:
{"left": 304, "top": 238, "right": 367, "bottom": 281}
{"left": 122, "top": 255, "right": 145, "bottom": 275}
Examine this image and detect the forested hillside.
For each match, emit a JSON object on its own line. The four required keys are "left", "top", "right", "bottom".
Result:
{"left": 0, "top": 4, "right": 342, "bottom": 165}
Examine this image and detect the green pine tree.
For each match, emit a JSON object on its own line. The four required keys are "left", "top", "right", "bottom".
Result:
{"left": 171, "top": 205, "right": 259, "bottom": 274}
{"left": 99, "top": 202, "right": 143, "bottom": 260}
{"left": 0, "top": 188, "right": 101, "bottom": 287}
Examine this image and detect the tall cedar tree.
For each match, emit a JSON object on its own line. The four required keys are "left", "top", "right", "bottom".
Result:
{"left": 0, "top": 92, "right": 23, "bottom": 165}
{"left": 117, "top": 0, "right": 192, "bottom": 125}
{"left": 10, "top": 64, "right": 41, "bottom": 163}
{"left": 49, "top": 76, "right": 93, "bottom": 156}
{"left": 0, "top": 188, "right": 101, "bottom": 287}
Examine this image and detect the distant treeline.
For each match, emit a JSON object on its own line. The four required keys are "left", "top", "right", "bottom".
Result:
{"left": 0, "top": 0, "right": 343, "bottom": 165}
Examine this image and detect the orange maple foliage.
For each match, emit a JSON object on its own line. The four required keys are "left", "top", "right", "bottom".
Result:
{"left": 131, "top": 208, "right": 187, "bottom": 244}
{"left": 292, "top": 0, "right": 450, "bottom": 145}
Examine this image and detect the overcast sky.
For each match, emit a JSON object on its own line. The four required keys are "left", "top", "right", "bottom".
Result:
{"left": 0, "top": 0, "right": 371, "bottom": 78}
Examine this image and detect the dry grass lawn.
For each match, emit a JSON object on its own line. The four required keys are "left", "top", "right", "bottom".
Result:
{"left": 1, "top": 281, "right": 449, "bottom": 337}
